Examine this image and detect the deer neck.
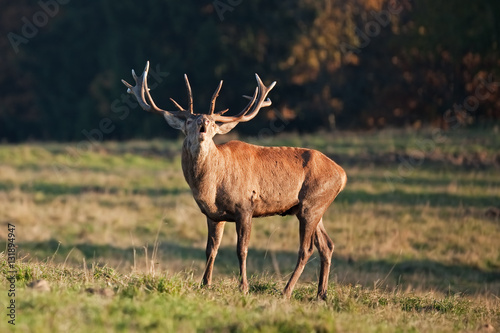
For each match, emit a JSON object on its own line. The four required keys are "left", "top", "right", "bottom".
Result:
{"left": 182, "top": 138, "right": 220, "bottom": 187}
{"left": 181, "top": 137, "right": 222, "bottom": 217}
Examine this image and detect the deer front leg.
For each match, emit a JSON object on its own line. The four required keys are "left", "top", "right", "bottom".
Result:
{"left": 235, "top": 214, "right": 252, "bottom": 294}
{"left": 202, "top": 218, "right": 225, "bottom": 287}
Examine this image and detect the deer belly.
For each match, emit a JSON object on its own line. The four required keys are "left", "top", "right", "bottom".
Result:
{"left": 251, "top": 193, "right": 300, "bottom": 217}
{"left": 192, "top": 184, "right": 300, "bottom": 221}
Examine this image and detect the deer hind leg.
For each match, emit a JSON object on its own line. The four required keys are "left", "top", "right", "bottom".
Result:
{"left": 283, "top": 214, "right": 321, "bottom": 299}
{"left": 235, "top": 214, "right": 252, "bottom": 294}
{"left": 314, "top": 218, "right": 334, "bottom": 300}
{"left": 202, "top": 218, "right": 225, "bottom": 287}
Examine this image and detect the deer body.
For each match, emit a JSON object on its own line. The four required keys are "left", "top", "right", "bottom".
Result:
{"left": 123, "top": 62, "right": 346, "bottom": 299}
{"left": 182, "top": 140, "right": 345, "bottom": 222}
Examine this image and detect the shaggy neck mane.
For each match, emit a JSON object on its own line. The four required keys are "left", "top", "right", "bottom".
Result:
{"left": 183, "top": 138, "right": 220, "bottom": 179}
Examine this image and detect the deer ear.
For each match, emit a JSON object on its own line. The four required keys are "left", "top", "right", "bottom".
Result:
{"left": 216, "top": 121, "right": 238, "bottom": 135}
{"left": 163, "top": 114, "right": 186, "bottom": 133}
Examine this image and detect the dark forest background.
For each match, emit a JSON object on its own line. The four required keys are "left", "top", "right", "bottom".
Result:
{"left": 1, "top": 0, "right": 499, "bottom": 142}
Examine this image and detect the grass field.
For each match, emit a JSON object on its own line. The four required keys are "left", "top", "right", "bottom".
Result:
{"left": 1, "top": 128, "right": 499, "bottom": 332}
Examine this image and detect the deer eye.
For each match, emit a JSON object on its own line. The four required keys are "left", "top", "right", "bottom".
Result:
{"left": 186, "top": 119, "right": 192, "bottom": 125}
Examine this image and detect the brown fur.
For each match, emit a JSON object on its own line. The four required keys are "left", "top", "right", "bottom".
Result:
{"left": 180, "top": 115, "right": 347, "bottom": 299}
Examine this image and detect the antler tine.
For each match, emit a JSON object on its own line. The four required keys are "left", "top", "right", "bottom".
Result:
{"left": 209, "top": 80, "right": 224, "bottom": 115}
{"left": 216, "top": 108, "right": 229, "bottom": 115}
{"left": 169, "top": 98, "right": 185, "bottom": 111}
{"left": 121, "top": 62, "right": 154, "bottom": 112}
{"left": 238, "top": 86, "right": 260, "bottom": 117}
{"left": 184, "top": 74, "right": 194, "bottom": 114}
{"left": 212, "top": 87, "right": 258, "bottom": 123}
{"left": 122, "top": 61, "right": 189, "bottom": 118}
{"left": 242, "top": 95, "right": 272, "bottom": 108}
{"left": 212, "top": 74, "right": 276, "bottom": 123}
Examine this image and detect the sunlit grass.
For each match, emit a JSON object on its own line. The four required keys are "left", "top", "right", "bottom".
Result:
{"left": 0, "top": 256, "right": 498, "bottom": 333}
{"left": 0, "top": 128, "right": 499, "bottom": 331}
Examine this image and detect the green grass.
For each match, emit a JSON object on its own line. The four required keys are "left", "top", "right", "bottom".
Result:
{"left": 0, "top": 128, "right": 499, "bottom": 332}
{"left": 1, "top": 257, "right": 498, "bottom": 333}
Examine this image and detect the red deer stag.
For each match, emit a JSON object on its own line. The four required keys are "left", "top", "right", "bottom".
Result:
{"left": 122, "top": 62, "right": 347, "bottom": 299}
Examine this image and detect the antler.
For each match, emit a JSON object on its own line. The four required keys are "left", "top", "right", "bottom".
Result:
{"left": 212, "top": 74, "right": 276, "bottom": 123}
{"left": 168, "top": 74, "right": 194, "bottom": 114}
{"left": 121, "top": 61, "right": 190, "bottom": 118}
{"left": 209, "top": 80, "right": 224, "bottom": 115}
{"left": 183, "top": 74, "right": 194, "bottom": 114}
{"left": 123, "top": 63, "right": 276, "bottom": 123}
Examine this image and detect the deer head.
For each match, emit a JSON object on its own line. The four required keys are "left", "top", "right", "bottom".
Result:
{"left": 122, "top": 62, "right": 276, "bottom": 152}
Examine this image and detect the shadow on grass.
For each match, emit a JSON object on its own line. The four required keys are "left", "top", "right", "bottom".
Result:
{"left": 1, "top": 179, "right": 497, "bottom": 208}
{"left": 339, "top": 189, "right": 499, "bottom": 208}
{"left": 0, "top": 181, "right": 189, "bottom": 197}
{"left": 352, "top": 175, "right": 500, "bottom": 189}
{"left": 12, "top": 239, "right": 500, "bottom": 296}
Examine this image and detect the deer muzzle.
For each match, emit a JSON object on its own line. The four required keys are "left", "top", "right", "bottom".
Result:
{"left": 197, "top": 118, "right": 209, "bottom": 140}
